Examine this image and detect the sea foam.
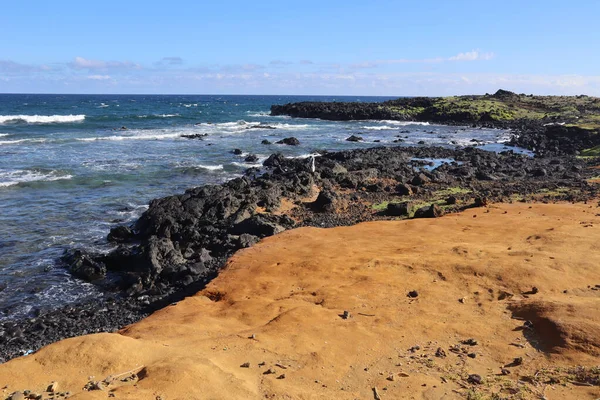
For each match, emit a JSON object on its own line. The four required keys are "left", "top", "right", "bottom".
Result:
{"left": 0, "top": 169, "right": 73, "bottom": 187}
{"left": 0, "top": 115, "right": 86, "bottom": 124}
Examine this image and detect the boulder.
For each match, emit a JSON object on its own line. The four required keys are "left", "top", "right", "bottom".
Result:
{"left": 107, "top": 225, "right": 134, "bottom": 243}
{"left": 276, "top": 137, "right": 300, "bottom": 146}
{"left": 345, "top": 135, "right": 364, "bottom": 142}
{"left": 413, "top": 204, "right": 444, "bottom": 219}
{"left": 312, "top": 190, "right": 340, "bottom": 213}
{"left": 231, "top": 214, "right": 294, "bottom": 237}
{"left": 396, "top": 183, "right": 413, "bottom": 196}
{"left": 386, "top": 202, "right": 411, "bottom": 216}
{"left": 411, "top": 173, "right": 431, "bottom": 186}
{"left": 62, "top": 250, "right": 107, "bottom": 282}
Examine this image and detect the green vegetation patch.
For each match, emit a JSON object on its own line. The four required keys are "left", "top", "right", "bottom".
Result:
{"left": 580, "top": 145, "right": 600, "bottom": 157}
{"left": 434, "top": 187, "right": 472, "bottom": 196}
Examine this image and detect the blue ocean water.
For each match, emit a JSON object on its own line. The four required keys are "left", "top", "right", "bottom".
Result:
{"left": 0, "top": 94, "right": 521, "bottom": 319}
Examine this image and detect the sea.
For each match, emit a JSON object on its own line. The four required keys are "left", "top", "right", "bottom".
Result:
{"left": 0, "top": 94, "right": 523, "bottom": 320}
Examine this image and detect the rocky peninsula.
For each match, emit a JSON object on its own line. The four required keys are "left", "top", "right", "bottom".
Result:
{"left": 271, "top": 89, "right": 600, "bottom": 156}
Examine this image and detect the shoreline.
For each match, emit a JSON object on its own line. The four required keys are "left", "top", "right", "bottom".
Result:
{"left": 1, "top": 140, "right": 597, "bottom": 362}
{"left": 1, "top": 201, "right": 600, "bottom": 399}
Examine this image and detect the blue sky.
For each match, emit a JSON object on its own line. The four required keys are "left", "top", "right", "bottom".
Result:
{"left": 1, "top": 0, "right": 599, "bottom": 95}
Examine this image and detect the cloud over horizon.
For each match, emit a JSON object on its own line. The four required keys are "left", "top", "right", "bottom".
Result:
{"left": 2, "top": 52, "right": 600, "bottom": 96}
{"left": 350, "top": 50, "right": 496, "bottom": 69}
{"left": 69, "top": 56, "right": 142, "bottom": 71}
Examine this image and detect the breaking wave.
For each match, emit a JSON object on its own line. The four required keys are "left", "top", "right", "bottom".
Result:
{"left": 0, "top": 115, "right": 86, "bottom": 124}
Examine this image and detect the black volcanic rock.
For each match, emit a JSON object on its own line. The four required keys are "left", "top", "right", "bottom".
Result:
{"left": 346, "top": 135, "right": 364, "bottom": 142}
{"left": 277, "top": 137, "right": 300, "bottom": 146}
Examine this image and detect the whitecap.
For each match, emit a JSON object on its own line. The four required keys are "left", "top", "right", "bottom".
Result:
{"left": 78, "top": 130, "right": 182, "bottom": 141}
{"left": 0, "top": 169, "right": 73, "bottom": 187}
{"left": 0, "top": 114, "right": 86, "bottom": 124}
{"left": 196, "top": 164, "right": 224, "bottom": 171}
{"left": 0, "top": 138, "right": 47, "bottom": 145}
{"left": 377, "top": 120, "right": 430, "bottom": 126}
{"left": 231, "top": 162, "right": 258, "bottom": 169}
{"left": 0, "top": 133, "right": 8, "bottom": 137}
{"left": 362, "top": 125, "right": 398, "bottom": 130}
{"left": 246, "top": 111, "right": 270, "bottom": 117}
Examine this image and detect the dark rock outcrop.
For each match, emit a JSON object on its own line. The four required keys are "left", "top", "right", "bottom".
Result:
{"left": 276, "top": 137, "right": 300, "bottom": 146}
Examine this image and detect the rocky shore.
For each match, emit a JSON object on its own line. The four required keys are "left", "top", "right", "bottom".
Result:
{"left": 271, "top": 90, "right": 600, "bottom": 156}
{"left": 2, "top": 201, "right": 600, "bottom": 399}
{"left": 2, "top": 91, "right": 600, "bottom": 364}
{"left": 2, "top": 142, "right": 598, "bottom": 362}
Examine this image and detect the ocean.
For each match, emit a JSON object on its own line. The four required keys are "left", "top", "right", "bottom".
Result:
{"left": 0, "top": 94, "right": 521, "bottom": 320}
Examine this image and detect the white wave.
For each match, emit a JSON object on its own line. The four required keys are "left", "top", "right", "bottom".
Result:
{"left": 362, "top": 125, "right": 398, "bottom": 130}
{"left": 195, "top": 164, "right": 224, "bottom": 171}
{"left": 246, "top": 111, "right": 270, "bottom": 117}
{"left": 231, "top": 162, "right": 258, "bottom": 169}
{"left": 137, "top": 113, "right": 180, "bottom": 119}
{"left": 98, "top": 103, "right": 109, "bottom": 108}
{"left": 0, "top": 169, "right": 73, "bottom": 187}
{"left": 183, "top": 104, "right": 198, "bottom": 108}
{"left": 273, "top": 123, "right": 310, "bottom": 130}
{"left": 378, "top": 120, "right": 430, "bottom": 126}
{"left": 0, "top": 138, "right": 47, "bottom": 145}
{"left": 0, "top": 133, "right": 8, "bottom": 137}
{"left": 78, "top": 130, "right": 183, "bottom": 142}
{"left": 0, "top": 114, "right": 86, "bottom": 124}
{"left": 289, "top": 153, "right": 322, "bottom": 159}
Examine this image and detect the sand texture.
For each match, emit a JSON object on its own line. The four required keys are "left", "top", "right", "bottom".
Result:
{"left": 1, "top": 202, "right": 600, "bottom": 399}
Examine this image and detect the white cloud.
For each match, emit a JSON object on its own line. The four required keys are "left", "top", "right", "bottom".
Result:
{"left": 270, "top": 60, "right": 293, "bottom": 66}
{"left": 448, "top": 50, "right": 495, "bottom": 61}
{"left": 87, "top": 74, "right": 112, "bottom": 80}
{"left": 350, "top": 50, "right": 495, "bottom": 69}
{"left": 155, "top": 57, "right": 184, "bottom": 67}
{"left": 69, "top": 56, "right": 141, "bottom": 70}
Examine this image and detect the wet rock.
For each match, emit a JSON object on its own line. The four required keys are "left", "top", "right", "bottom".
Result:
{"left": 232, "top": 148, "right": 243, "bottom": 155}
{"left": 276, "top": 137, "right": 300, "bottom": 146}
{"left": 62, "top": 250, "right": 107, "bottom": 282}
{"left": 261, "top": 139, "right": 272, "bottom": 145}
{"left": 180, "top": 133, "right": 207, "bottom": 140}
{"left": 346, "top": 135, "right": 363, "bottom": 142}
{"left": 244, "top": 154, "right": 259, "bottom": 162}
{"left": 247, "top": 124, "right": 276, "bottom": 130}
{"left": 107, "top": 225, "right": 134, "bottom": 243}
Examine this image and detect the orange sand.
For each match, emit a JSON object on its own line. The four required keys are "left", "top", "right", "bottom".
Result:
{"left": 1, "top": 202, "right": 600, "bottom": 399}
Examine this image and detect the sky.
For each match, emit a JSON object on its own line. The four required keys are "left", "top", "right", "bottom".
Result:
{"left": 1, "top": 0, "right": 599, "bottom": 96}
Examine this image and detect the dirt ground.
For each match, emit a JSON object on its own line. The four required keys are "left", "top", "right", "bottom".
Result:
{"left": 1, "top": 201, "right": 600, "bottom": 400}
